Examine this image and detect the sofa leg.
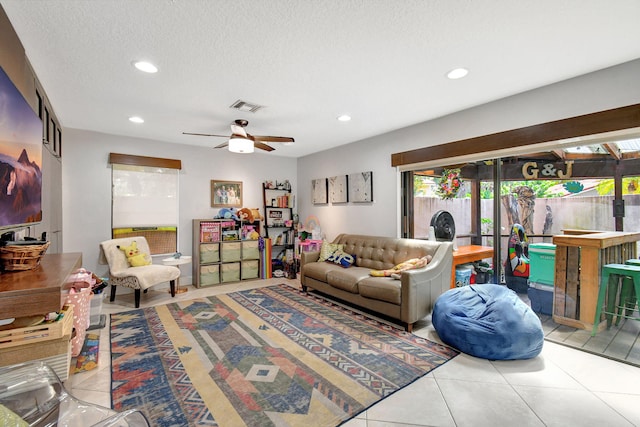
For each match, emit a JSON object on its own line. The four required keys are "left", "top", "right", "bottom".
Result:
{"left": 301, "top": 285, "right": 308, "bottom": 293}
{"left": 110, "top": 284, "right": 117, "bottom": 302}
{"left": 134, "top": 289, "right": 141, "bottom": 308}
{"left": 170, "top": 280, "right": 176, "bottom": 297}
{"left": 406, "top": 322, "right": 413, "bottom": 333}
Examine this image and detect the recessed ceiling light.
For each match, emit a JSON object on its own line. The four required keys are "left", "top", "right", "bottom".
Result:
{"left": 129, "top": 116, "right": 144, "bottom": 123}
{"left": 133, "top": 61, "right": 158, "bottom": 73}
{"left": 337, "top": 114, "right": 352, "bottom": 122}
{"left": 447, "top": 68, "right": 469, "bottom": 79}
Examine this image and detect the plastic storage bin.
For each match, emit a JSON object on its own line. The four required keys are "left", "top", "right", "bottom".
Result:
{"left": 529, "top": 243, "right": 556, "bottom": 285}
{"left": 528, "top": 282, "right": 553, "bottom": 315}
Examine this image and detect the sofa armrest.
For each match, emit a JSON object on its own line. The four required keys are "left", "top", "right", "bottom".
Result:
{"left": 301, "top": 251, "right": 320, "bottom": 265}
{"left": 399, "top": 242, "right": 453, "bottom": 324}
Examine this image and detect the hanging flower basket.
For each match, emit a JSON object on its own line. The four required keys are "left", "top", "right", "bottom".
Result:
{"left": 436, "top": 168, "right": 463, "bottom": 200}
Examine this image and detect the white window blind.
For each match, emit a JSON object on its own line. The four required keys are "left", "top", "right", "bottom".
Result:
{"left": 109, "top": 153, "right": 182, "bottom": 254}
{"left": 111, "top": 164, "right": 179, "bottom": 227}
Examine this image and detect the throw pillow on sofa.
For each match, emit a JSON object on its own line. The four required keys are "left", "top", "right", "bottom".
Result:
{"left": 326, "top": 249, "right": 356, "bottom": 268}
{"left": 318, "top": 240, "right": 344, "bottom": 262}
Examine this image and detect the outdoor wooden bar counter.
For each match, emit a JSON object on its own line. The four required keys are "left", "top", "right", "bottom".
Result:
{"left": 552, "top": 230, "right": 640, "bottom": 331}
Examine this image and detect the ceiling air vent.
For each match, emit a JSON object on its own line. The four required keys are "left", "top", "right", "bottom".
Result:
{"left": 229, "top": 100, "right": 263, "bottom": 113}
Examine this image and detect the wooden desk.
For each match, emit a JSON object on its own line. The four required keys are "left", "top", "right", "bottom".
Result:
{"left": 451, "top": 245, "right": 494, "bottom": 288}
{"left": 0, "top": 253, "right": 82, "bottom": 319}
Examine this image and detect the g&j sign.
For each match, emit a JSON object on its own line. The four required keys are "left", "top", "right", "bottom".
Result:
{"left": 521, "top": 160, "right": 574, "bottom": 179}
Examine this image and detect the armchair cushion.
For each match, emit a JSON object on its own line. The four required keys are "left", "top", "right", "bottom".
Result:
{"left": 100, "top": 237, "right": 180, "bottom": 290}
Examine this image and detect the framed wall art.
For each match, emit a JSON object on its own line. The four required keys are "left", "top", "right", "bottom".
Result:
{"left": 329, "top": 175, "right": 349, "bottom": 203}
{"left": 311, "top": 178, "right": 328, "bottom": 204}
{"left": 348, "top": 171, "right": 373, "bottom": 202}
{"left": 211, "top": 180, "right": 243, "bottom": 207}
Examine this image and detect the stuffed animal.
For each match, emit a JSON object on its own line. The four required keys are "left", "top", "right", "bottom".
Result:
{"left": 237, "top": 207, "right": 254, "bottom": 223}
{"left": 117, "top": 241, "right": 151, "bottom": 267}
{"left": 369, "top": 255, "right": 432, "bottom": 277}
{"left": 250, "top": 208, "right": 263, "bottom": 221}
{"left": 215, "top": 207, "right": 238, "bottom": 220}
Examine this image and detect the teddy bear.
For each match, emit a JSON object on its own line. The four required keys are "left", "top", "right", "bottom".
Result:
{"left": 117, "top": 241, "right": 151, "bottom": 267}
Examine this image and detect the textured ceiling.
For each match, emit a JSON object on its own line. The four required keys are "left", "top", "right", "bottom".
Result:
{"left": 2, "top": 0, "right": 640, "bottom": 158}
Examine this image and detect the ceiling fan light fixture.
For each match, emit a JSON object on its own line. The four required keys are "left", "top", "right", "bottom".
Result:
{"left": 228, "top": 137, "right": 254, "bottom": 153}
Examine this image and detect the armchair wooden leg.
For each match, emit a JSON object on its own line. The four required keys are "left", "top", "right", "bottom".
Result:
{"left": 170, "top": 280, "right": 176, "bottom": 297}
{"left": 134, "top": 289, "right": 141, "bottom": 308}
{"left": 110, "top": 284, "right": 117, "bottom": 302}
{"left": 405, "top": 322, "right": 414, "bottom": 333}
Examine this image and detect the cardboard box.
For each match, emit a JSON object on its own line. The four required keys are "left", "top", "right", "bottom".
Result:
{"left": 528, "top": 282, "right": 553, "bottom": 315}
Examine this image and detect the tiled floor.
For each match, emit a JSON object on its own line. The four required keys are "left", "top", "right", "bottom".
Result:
{"left": 66, "top": 279, "right": 640, "bottom": 427}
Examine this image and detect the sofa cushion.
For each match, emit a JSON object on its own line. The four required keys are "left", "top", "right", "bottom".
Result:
{"left": 302, "top": 261, "right": 342, "bottom": 283}
{"left": 358, "top": 277, "right": 402, "bottom": 304}
{"left": 326, "top": 267, "right": 370, "bottom": 293}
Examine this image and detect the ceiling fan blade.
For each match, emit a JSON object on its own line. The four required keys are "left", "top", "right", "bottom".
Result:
{"left": 254, "top": 141, "right": 275, "bottom": 152}
{"left": 183, "top": 132, "right": 228, "bottom": 138}
{"left": 253, "top": 135, "right": 295, "bottom": 144}
{"left": 214, "top": 141, "right": 229, "bottom": 149}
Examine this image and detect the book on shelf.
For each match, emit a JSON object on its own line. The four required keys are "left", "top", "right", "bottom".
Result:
{"left": 200, "top": 221, "right": 221, "bottom": 242}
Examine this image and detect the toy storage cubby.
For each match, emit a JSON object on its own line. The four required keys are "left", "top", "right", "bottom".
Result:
{"left": 192, "top": 218, "right": 261, "bottom": 287}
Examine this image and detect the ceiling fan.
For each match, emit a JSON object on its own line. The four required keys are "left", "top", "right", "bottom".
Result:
{"left": 182, "top": 119, "right": 295, "bottom": 153}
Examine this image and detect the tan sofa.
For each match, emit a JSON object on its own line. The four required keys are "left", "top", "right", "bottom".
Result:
{"left": 300, "top": 234, "right": 453, "bottom": 332}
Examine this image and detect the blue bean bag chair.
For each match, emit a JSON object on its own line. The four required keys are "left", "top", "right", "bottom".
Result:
{"left": 432, "top": 284, "right": 544, "bottom": 360}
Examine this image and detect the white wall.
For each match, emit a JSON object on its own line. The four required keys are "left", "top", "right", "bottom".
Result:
{"left": 62, "top": 128, "right": 297, "bottom": 281}
{"left": 297, "top": 59, "right": 640, "bottom": 241}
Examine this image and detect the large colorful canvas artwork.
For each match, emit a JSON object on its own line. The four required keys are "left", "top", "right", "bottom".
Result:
{"left": 0, "top": 66, "right": 43, "bottom": 230}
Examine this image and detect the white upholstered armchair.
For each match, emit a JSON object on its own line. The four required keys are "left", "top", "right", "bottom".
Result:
{"left": 100, "top": 236, "right": 180, "bottom": 308}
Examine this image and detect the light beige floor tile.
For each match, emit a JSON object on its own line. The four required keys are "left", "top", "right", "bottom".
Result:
{"left": 491, "top": 354, "right": 585, "bottom": 390}
{"left": 514, "top": 385, "right": 634, "bottom": 427}
{"left": 431, "top": 353, "right": 508, "bottom": 384}
{"left": 437, "top": 378, "right": 544, "bottom": 427}
{"left": 367, "top": 377, "right": 455, "bottom": 427}
{"left": 542, "top": 342, "right": 640, "bottom": 395}
{"left": 594, "top": 391, "right": 640, "bottom": 426}
{"left": 341, "top": 417, "right": 368, "bottom": 427}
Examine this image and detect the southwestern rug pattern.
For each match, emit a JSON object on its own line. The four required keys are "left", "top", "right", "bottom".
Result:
{"left": 110, "top": 284, "right": 458, "bottom": 426}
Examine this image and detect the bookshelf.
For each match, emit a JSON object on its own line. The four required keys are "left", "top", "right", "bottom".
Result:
{"left": 262, "top": 182, "right": 296, "bottom": 273}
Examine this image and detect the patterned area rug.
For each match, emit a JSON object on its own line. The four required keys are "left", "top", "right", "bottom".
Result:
{"left": 110, "top": 284, "right": 458, "bottom": 426}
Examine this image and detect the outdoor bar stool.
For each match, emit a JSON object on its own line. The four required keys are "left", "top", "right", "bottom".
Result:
{"left": 617, "top": 259, "right": 640, "bottom": 324}
{"left": 592, "top": 263, "right": 640, "bottom": 336}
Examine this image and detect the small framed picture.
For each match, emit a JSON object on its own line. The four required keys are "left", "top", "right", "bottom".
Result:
{"left": 211, "top": 180, "right": 242, "bottom": 207}
{"left": 312, "top": 178, "right": 328, "bottom": 204}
